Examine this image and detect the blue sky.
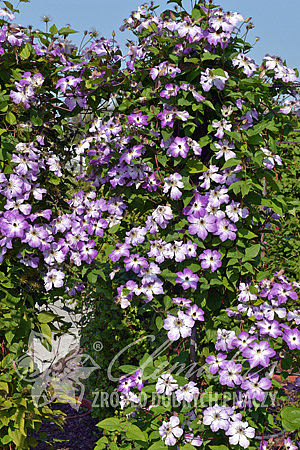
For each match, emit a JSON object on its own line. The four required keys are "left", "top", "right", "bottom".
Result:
{"left": 15, "top": 0, "right": 299, "bottom": 70}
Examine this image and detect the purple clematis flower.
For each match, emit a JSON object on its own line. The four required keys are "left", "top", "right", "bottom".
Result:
{"left": 159, "top": 416, "right": 183, "bottom": 447}
{"left": 283, "top": 328, "right": 300, "bottom": 350}
{"left": 44, "top": 269, "right": 65, "bottom": 291}
{"left": 160, "top": 83, "right": 180, "bottom": 99}
{"left": 186, "top": 304, "right": 204, "bottom": 321}
{"left": 198, "top": 165, "right": 224, "bottom": 190}
{"left": 212, "top": 119, "right": 232, "bottom": 139}
{"left": 168, "top": 137, "right": 189, "bottom": 158}
{"left": 23, "top": 225, "right": 49, "bottom": 248}
{"left": 241, "top": 374, "right": 272, "bottom": 402}
{"left": 203, "top": 404, "right": 230, "bottom": 432}
{"left": 206, "top": 353, "right": 227, "bottom": 375}
{"left": 127, "top": 112, "right": 148, "bottom": 127}
{"left": 78, "top": 239, "right": 98, "bottom": 264}
{"left": 242, "top": 341, "right": 276, "bottom": 368}
{"left": 232, "top": 332, "right": 255, "bottom": 350}
{"left": 270, "top": 282, "right": 298, "bottom": 303}
{"left": 124, "top": 254, "right": 148, "bottom": 274}
{"left": 256, "top": 319, "right": 282, "bottom": 338}
{"left": 215, "top": 218, "right": 237, "bottom": 241}
{"left": 176, "top": 268, "right": 199, "bottom": 290}
{"left": 232, "top": 54, "right": 257, "bottom": 77}
{"left": 214, "top": 139, "right": 236, "bottom": 161}
{"left": 120, "top": 144, "right": 144, "bottom": 164}
{"left": 0, "top": 210, "right": 29, "bottom": 238}
{"left": 125, "top": 227, "right": 147, "bottom": 246}
{"left": 175, "top": 381, "right": 199, "bottom": 403}
{"left": 216, "top": 329, "right": 236, "bottom": 351}
{"left": 200, "top": 68, "right": 229, "bottom": 92}
{"left": 156, "top": 373, "right": 178, "bottom": 396}
{"left": 1, "top": 174, "right": 24, "bottom": 199}
{"left": 56, "top": 75, "right": 82, "bottom": 93}
{"left": 226, "top": 420, "right": 255, "bottom": 448}
{"left": 163, "top": 173, "right": 184, "bottom": 199}
{"left": 117, "top": 376, "right": 135, "bottom": 394}
{"left": 65, "top": 92, "right": 87, "bottom": 111}
{"left": 219, "top": 361, "right": 243, "bottom": 387}
{"left": 157, "top": 108, "right": 175, "bottom": 127}
{"left": 172, "top": 297, "right": 192, "bottom": 307}
{"left": 199, "top": 249, "right": 222, "bottom": 272}
{"left": 188, "top": 214, "right": 217, "bottom": 240}
{"left": 152, "top": 205, "right": 173, "bottom": 228}
{"left": 183, "top": 192, "right": 208, "bottom": 217}
{"left": 163, "top": 311, "right": 195, "bottom": 341}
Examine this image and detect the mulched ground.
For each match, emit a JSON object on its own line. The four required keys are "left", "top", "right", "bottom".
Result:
{"left": 31, "top": 403, "right": 101, "bottom": 450}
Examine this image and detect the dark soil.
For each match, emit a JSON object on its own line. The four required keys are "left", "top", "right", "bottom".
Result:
{"left": 31, "top": 403, "right": 101, "bottom": 450}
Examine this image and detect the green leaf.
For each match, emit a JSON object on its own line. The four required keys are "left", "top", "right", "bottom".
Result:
{"left": 191, "top": 6, "right": 202, "bottom": 20}
{"left": 97, "top": 417, "right": 122, "bottom": 431}
{"left": 58, "top": 27, "right": 78, "bottom": 35}
{"left": 119, "top": 365, "right": 138, "bottom": 374}
{"left": 5, "top": 112, "right": 16, "bottom": 125}
{"left": 281, "top": 406, "right": 300, "bottom": 431}
{"left": 108, "top": 224, "right": 120, "bottom": 234}
{"left": 148, "top": 442, "right": 167, "bottom": 450}
{"left": 212, "top": 68, "right": 227, "bottom": 77}
{"left": 53, "top": 124, "right": 63, "bottom": 137}
{"left": 222, "top": 158, "right": 241, "bottom": 169}
{"left": 210, "top": 446, "right": 229, "bottom": 450}
{"left": 248, "top": 134, "right": 264, "bottom": 145}
{"left": 204, "top": 100, "right": 215, "bottom": 110}
{"left": 186, "top": 160, "right": 208, "bottom": 174}
{"left": 87, "top": 271, "right": 98, "bottom": 284}
{"left": 40, "top": 323, "right": 52, "bottom": 342}
{"left": 20, "top": 43, "right": 31, "bottom": 59}
{"left": 281, "top": 354, "right": 293, "bottom": 371}
{"left": 49, "top": 24, "right": 58, "bottom": 34}
{"left": 242, "top": 261, "right": 255, "bottom": 274}
{"left": 0, "top": 101, "right": 8, "bottom": 112}
{"left": 178, "top": 98, "right": 191, "bottom": 107}
{"left": 161, "top": 129, "right": 173, "bottom": 142}
{"left": 3, "top": 1, "right": 14, "bottom": 10}
{"left": 30, "top": 113, "right": 43, "bottom": 126}
{"left": 225, "top": 131, "right": 243, "bottom": 142}
{"left": 183, "top": 192, "right": 194, "bottom": 207}
{"left": 8, "top": 429, "right": 25, "bottom": 447}
{"left": 256, "top": 271, "right": 270, "bottom": 281}
{"left": 202, "top": 52, "right": 220, "bottom": 61}
{"left": 261, "top": 198, "right": 284, "bottom": 217}
{"left": 124, "top": 424, "right": 147, "bottom": 442}
{"left": 239, "top": 228, "right": 257, "bottom": 239}
{"left": 161, "top": 269, "right": 177, "bottom": 285}
{"left": 198, "top": 135, "right": 212, "bottom": 147}
{"left": 167, "top": 0, "right": 182, "bottom": 4}
{"left": 164, "top": 296, "right": 173, "bottom": 309}
{"left": 37, "top": 311, "right": 56, "bottom": 323}
{"left": 156, "top": 316, "right": 164, "bottom": 330}
{"left": 1, "top": 435, "right": 12, "bottom": 445}
{"left": 49, "top": 176, "right": 60, "bottom": 185}
{"left": 186, "top": 263, "right": 201, "bottom": 272}
{"left": 0, "top": 381, "right": 9, "bottom": 392}
{"left": 5, "top": 330, "right": 14, "bottom": 345}
{"left": 157, "top": 153, "right": 167, "bottom": 167}
{"left": 13, "top": 409, "right": 25, "bottom": 435}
